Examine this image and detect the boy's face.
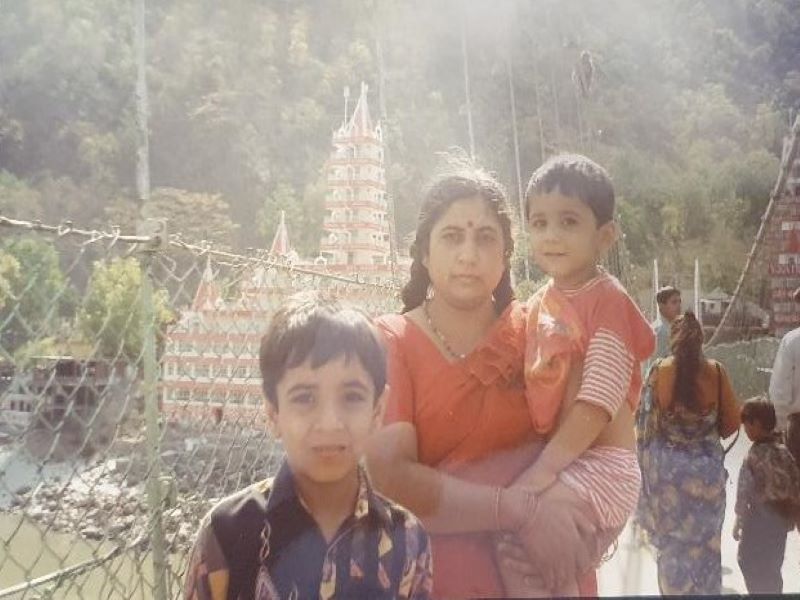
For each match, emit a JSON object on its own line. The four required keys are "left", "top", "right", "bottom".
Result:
{"left": 743, "top": 419, "right": 767, "bottom": 442}
{"left": 658, "top": 294, "right": 682, "bottom": 322}
{"left": 266, "top": 354, "right": 385, "bottom": 485}
{"left": 527, "top": 190, "right": 616, "bottom": 288}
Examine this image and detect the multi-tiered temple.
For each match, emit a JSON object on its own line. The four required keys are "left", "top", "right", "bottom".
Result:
{"left": 319, "top": 82, "right": 394, "bottom": 283}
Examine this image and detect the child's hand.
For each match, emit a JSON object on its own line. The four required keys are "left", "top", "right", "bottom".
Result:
{"left": 526, "top": 469, "right": 558, "bottom": 494}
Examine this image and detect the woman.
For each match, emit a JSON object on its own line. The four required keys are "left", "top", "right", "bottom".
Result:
{"left": 640, "top": 311, "right": 740, "bottom": 595}
{"left": 365, "top": 160, "right": 600, "bottom": 598}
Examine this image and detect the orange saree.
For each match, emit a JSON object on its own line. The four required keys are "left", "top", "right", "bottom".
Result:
{"left": 376, "top": 302, "right": 597, "bottom": 598}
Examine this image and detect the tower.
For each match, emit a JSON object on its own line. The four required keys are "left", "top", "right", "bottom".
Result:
{"left": 319, "top": 82, "right": 392, "bottom": 283}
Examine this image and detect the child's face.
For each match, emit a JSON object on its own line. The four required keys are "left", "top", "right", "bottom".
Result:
{"left": 266, "top": 354, "right": 385, "bottom": 485}
{"left": 743, "top": 419, "right": 767, "bottom": 442}
{"left": 527, "top": 190, "right": 616, "bottom": 288}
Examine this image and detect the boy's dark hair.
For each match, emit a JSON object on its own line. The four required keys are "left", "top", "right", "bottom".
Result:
{"left": 656, "top": 286, "right": 681, "bottom": 305}
{"left": 259, "top": 292, "right": 386, "bottom": 407}
{"left": 525, "top": 153, "right": 615, "bottom": 225}
{"left": 741, "top": 398, "right": 777, "bottom": 432}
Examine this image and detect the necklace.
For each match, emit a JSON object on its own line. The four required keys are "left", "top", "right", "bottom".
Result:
{"left": 423, "top": 300, "right": 466, "bottom": 360}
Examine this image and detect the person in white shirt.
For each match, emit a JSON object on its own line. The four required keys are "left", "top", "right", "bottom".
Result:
{"left": 768, "top": 286, "right": 800, "bottom": 464}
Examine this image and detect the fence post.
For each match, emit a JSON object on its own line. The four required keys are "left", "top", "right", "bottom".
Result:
{"left": 139, "top": 250, "right": 169, "bottom": 600}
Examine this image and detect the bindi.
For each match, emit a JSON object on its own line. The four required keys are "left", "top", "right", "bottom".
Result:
{"left": 466, "top": 220, "right": 474, "bottom": 228}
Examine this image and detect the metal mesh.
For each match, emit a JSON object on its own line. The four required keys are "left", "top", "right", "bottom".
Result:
{"left": 0, "top": 216, "right": 399, "bottom": 599}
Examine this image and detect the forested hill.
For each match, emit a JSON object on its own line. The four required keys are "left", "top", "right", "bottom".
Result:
{"left": 1, "top": 0, "right": 799, "bottom": 292}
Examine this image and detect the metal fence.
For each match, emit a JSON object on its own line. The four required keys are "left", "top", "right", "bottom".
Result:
{"left": 0, "top": 216, "right": 782, "bottom": 599}
{"left": 0, "top": 216, "right": 399, "bottom": 599}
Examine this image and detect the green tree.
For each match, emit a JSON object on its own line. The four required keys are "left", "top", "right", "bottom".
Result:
{"left": 142, "top": 187, "right": 240, "bottom": 249}
{"left": 0, "top": 237, "right": 68, "bottom": 354}
{"left": 79, "top": 257, "right": 173, "bottom": 361}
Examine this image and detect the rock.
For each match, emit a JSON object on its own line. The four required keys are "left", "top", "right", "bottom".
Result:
{"left": 80, "top": 526, "right": 104, "bottom": 540}
{"left": 14, "top": 485, "right": 31, "bottom": 496}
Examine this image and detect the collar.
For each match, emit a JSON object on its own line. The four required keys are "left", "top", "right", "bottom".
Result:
{"left": 753, "top": 431, "right": 783, "bottom": 446}
{"left": 554, "top": 267, "right": 608, "bottom": 298}
{"left": 264, "top": 460, "right": 393, "bottom": 528}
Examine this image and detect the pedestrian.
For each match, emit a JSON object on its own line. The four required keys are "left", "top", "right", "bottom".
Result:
{"left": 734, "top": 398, "right": 800, "bottom": 594}
{"left": 768, "top": 285, "right": 800, "bottom": 465}
{"left": 639, "top": 311, "right": 741, "bottom": 595}
{"left": 651, "top": 286, "right": 681, "bottom": 365}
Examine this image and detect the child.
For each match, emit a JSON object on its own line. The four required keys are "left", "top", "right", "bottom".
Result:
{"left": 515, "top": 154, "right": 655, "bottom": 594}
{"left": 734, "top": 398, "right": 800, "bottom": 594}
{"left": 183, "top": 292, "right": 432, "bottom": 600}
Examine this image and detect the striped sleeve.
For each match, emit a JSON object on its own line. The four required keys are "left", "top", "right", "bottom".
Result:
{"left": 576, "top": 328, "right": 634, "bottom": 418}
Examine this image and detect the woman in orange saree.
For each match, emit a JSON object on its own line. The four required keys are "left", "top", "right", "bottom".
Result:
{"left": 365, "top": 160, "right": 600, "bottom": 598}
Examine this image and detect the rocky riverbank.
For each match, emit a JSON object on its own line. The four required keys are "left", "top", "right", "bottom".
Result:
{"left": 2, "top": 421, "right": 282, "bottom": 551}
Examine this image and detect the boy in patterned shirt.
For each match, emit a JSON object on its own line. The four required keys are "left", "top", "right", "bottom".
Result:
{"left": 734, "top": 398, "right": 800, "bottom": 594}
{"left": 183, "top": 293, "right": 432, "bottom": 600}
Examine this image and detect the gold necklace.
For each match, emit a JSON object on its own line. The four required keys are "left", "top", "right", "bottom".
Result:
{"left": 423, "top": 300, "right": 466, "bottom": 360}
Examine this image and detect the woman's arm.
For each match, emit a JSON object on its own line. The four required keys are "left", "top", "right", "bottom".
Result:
{"left": 364, "top": 422, "right": 537, "bottom": 534}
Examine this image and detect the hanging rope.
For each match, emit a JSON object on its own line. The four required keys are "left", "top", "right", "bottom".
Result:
{"left": 460, "top": 10, "right": 476, "bottom": 159}
{"left": 505, "top": 7, "right": 530, "bottom": 281}
{"left": 708, "top": 114, "right": 800, "bottom": 346}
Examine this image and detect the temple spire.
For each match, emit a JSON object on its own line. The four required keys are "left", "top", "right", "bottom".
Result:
{"left": 269, "top": 210, "right": 291, "bottom": 257}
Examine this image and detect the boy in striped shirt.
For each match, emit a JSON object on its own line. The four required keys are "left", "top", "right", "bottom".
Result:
{"left": 515, "top": 154, "right": 655, "bottom": 595}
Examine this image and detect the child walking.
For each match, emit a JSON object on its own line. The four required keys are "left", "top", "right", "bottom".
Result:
{"left": 734, "top": 398, "right": 800, "bottom": 594}
{"left": 183, "top": 292, "right": 432, "bottom": 600}
{"left": 511, "top": 154, "right": 655, "bottom": 595}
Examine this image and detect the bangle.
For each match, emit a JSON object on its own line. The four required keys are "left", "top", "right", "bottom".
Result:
{"left": 493, "top": 487, "right": 503, "bottom": 531}
{"left": 517, "top": 488, "right": 539, "bottom": 530}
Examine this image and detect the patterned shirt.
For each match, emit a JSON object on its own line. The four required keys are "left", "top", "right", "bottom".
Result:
{"left": 183, "top": 461, "right": 432, "bottom": 600}
{"left": 735, "top": 433, "right": 800, "bottom": 519}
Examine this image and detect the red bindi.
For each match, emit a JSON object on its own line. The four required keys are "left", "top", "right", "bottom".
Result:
{"left": 466, "top": 220, "right": 474, "bottom": 228}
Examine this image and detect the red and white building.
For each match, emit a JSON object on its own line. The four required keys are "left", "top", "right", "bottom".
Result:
{"left": 767, "top": 136, "right": 800, "bottom": 336}
{"left": 319, "top": 82, "right": 395, "bottom": 283}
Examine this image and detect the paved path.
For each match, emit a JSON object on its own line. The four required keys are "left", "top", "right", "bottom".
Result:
{"left": 599, "top": 433, "right": 800, "bottom": 595}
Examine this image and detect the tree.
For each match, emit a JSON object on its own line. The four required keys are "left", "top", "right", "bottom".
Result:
{"left": 142, "top": 187, "right": 240, "bottom": 249}
{"left": 0, "top": 171, "right": 42, "bottom": 220}
{"left": 0, "top": 237, "right": 68, "bottom": 354}
{"left": 78, "top": 257, "right": 173, "bottom": 362}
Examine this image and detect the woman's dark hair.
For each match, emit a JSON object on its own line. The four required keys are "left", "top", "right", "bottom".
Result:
{"left": 670, "top": 311, "right": 705, "bottom": 411}
{"left": 401, "top": 154, "right": 515, "bottom": 314}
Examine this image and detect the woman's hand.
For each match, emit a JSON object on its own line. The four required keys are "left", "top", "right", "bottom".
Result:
{"left": 495, "top": 533, "right": 550, "bottom": 597}
{"left": 514, "top": 480, "right": 598, "bottom": 590}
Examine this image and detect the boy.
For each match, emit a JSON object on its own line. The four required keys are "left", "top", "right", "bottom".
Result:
{"left": 734, "top": 398, "right": 800, "bottom": 594}
{"left": 513, "top": 154, "right": 655, "bottom": 595}
{"left": 183, "top": 293, "right": 432, "bottom": 600}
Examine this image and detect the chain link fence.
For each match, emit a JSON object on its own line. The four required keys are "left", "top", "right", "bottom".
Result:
{"left": 0, "top": 216, "right": 399, "bottom": 599}
{"left": 0, "top": 215, "right": 781, "bottom": 599}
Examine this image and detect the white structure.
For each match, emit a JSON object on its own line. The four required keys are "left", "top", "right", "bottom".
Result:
{"left": 319, "top": 82, "right": 394, "bottom": 283}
